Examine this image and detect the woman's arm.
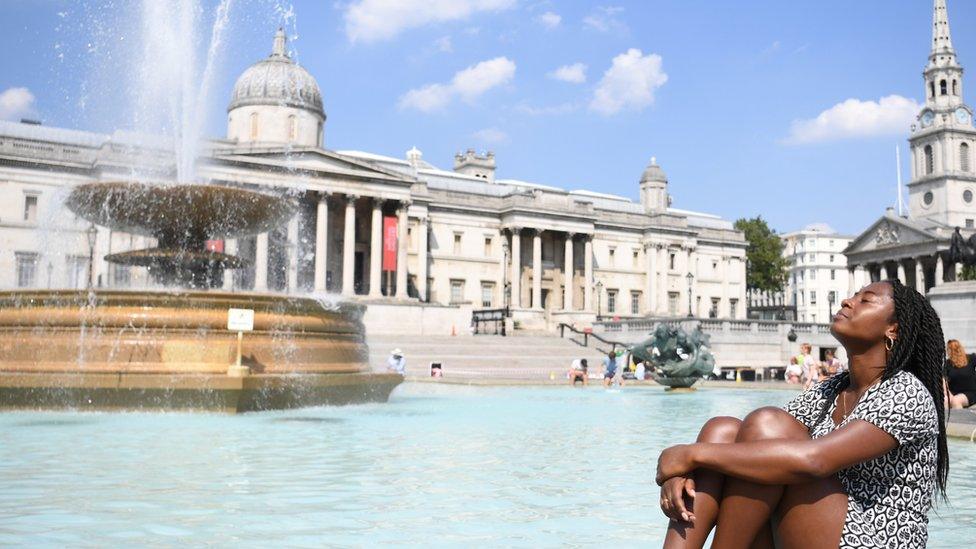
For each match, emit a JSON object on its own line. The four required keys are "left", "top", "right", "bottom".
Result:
{"left": 656, "top": 420, "right": 898, "bottom": 485}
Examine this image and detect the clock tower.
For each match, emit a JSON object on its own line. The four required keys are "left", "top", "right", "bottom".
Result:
{"left": 909, "top": 0, "right": 976, "bottom": 229}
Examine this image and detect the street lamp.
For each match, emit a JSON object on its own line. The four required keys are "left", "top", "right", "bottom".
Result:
{"left": 595, "top": 280, "right": 604, "bottom": 319}
{"left": 686, "top": 272, "right": 695, "bottom": 317}
{"left": 86, "top": 223, "right": 98, "bottom": 290}
{"left": 827, "top": 290, "right": 836, "bottom": 323}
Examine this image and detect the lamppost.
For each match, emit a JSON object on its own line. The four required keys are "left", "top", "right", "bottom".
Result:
{"left": 86, "top": 223, "right": 98, "bottom": 290}
{"left": 827, "top": 290, "right": 836, "bottom": 323}
{"left": 595, "top": 280, "right": 604, "bottom": 320}
{"left": 686, "top": 272, "right": 694, "bottom": 317}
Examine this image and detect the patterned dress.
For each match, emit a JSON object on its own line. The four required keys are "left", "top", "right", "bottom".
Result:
{"left": 783, "top": 370, "right": 939, "bottom": 548}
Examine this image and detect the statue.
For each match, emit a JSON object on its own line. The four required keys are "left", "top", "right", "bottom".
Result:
{"left": 948, "top": 227, "right": 976, "bottom": 267}
{"left": 630, "top": 323, "right": 716, "bottom": 389}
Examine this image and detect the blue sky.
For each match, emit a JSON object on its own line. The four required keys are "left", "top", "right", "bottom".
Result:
{"left": 2, "top": 0, "right": 973, "bottom": 236}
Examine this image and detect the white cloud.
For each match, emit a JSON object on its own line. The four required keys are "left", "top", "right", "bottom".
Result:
{"left": 472, "top": 127, "right": 509, "bottom": 144}
{"left": 549, "top": 63, "right": 587, "bottom": 84}
{"left": 0, "top": 87, "right": 35, "bottom": 121}
{"left": 589, "top": 49, "right": 668, "bottom": 116}
{"left": 784, "top": 95, "right": 921, "bottom": 145}
{"left": 514, "top": 102, "right": 579, "bottom": 116}
{"left": 434, "top": 35, "right": 453, "bottom": 53}
{"left": 583, "top": 6, "right": 625, "bottom": 33}
{"left": 344, "top": 0, "right": 516, "bottom": 44}
{"left": 537, "top": 11, "right": 561, "bottom": 29}
{"left": 399, "top": 57, "right": 516, "bottom": 112}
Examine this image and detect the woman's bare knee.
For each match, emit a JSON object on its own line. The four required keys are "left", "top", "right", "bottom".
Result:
{"left": 697, "top": 416, "right": 742, "bottom": 443}
{"left": 737, "top": 407, "right": 809, "bottom": 442}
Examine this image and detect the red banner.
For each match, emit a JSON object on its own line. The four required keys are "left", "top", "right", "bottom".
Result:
{"left": 205, "top": 240, "right": 224, "bottom": 253}
{"left": 382, "top": 216, "right": 398, "bottom": 271}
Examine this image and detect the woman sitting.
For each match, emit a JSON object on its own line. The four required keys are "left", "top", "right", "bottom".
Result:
{"left": 945, "top": 339, "right": 976, "bottom": 409}
{"left": 656, "top": 280, "right": 948, "bottom": 548}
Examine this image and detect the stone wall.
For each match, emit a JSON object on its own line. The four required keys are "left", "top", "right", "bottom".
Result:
{"left": 929, "top": 281, "right": 976, "bottom": 349}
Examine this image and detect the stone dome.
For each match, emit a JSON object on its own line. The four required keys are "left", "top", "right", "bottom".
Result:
{"left": 640, "top": 156, "right": 667, "bottom": 183}
{"left": 228, "top": 29, "right": 324, "bottom": 118}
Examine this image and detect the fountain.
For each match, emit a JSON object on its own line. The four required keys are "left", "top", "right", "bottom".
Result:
{"left": 0, "top": 3, "right": 402, "bottom": 412}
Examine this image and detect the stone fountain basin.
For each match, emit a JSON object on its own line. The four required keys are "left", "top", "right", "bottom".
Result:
{"left": 0, "top": 290, "right": 401, "bottom": 412}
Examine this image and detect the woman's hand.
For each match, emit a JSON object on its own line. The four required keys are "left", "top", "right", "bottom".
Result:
{"left": 659, "top": 476, "right": 696, "bottom": 524}
{"left": 656, "top": 444, "right": 696, "bottom": 485}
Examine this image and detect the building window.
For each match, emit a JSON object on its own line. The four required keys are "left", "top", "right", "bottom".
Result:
{"left": 829, "top": 254, "right": 834, "bottom": 263}
{"left": 709, "top": 297, "right": 720, "bottom": 318}
{"left": 669, "top": 253, "right": 676, "bottom": 270}
{"left": 249, "top": 112, "right": 259, "bottom": 140}
{"left": 924, "top": 145, "right": 934, "bottom": 175}
{"left": 810, "top": 291, "right": 817, "bottom": 305}
{"left": 630, "top": 291, "right": 641, "bottom": 315}
{"left": 962, "top": 143, "right": 971, "bottom": 172}
{"left": 481, "top": 282, "right": 494, "bottom": 308}
{"left": 450, "top": 279, "right": 465, "bottom": 304}
{"left": 965, "top": 189, "right": 974, "bottom": 203}
{"left": 15, "top": 252, "right": 38, "bottom": 288}
{"left": 453, "top": 233, "right": 462, "bottom": 255}
{"left": 940, "top": 79, "right": 948, "bottom": 96}
{"left": 830, "top": 269, "right": 836, "bottom": 280}
{"left": 924, "top": 191, "right": 934, "bottom": 205}
{"left": 632, "top": 249, "right": 639, "bottom": 268}
{"left": 967, "top": 219, "right": 974, "bottom": 229}
{"left": 808, "top": 253, "right": 814, "bottom": 262}
{"left": 112, "top": 264, "right": 131, "bottom": 288}
{"left": 23, "top": 194, "right": 38, "bottom": 223}
{"left": 729, "top": 298, "right": 738, "bottom": 318}
{"left": 67, "top": 256, "right": 88, "bottom": 289}
{"left": 953, "top": 79, "right": 959, "bottom": 96}
{"left": 287, "top": 114, "right": 297, "bottom": 141}
{"left": 608, "top": 247, "right": 616, "bottom": 266}
{"left": 484, "top": 237, "right": 493, "bottom": 257}
{"left": 809, "top": 269, "right": 816, "bottom": 280}
{"left": 607, "top": 289, "right": 618, "bottom": 313}
{"left": 668, "top": 292, "right": 679, "bottom": 315}
{"left": 829, "top": 239, "right": 834, "bottom": 246}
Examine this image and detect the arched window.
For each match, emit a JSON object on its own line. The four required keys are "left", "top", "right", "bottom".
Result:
{"left": 961, "top": 142, "right": 971, "bottom": 172}
{"left": 929, "top": 81, "right": 935, "bottom": 99}
{"left": 249, "top": 112, "right": 259, "bottom": 140}
{"left": 287, "top": 115, "right": 297, "bottom": 141}
{"left": 925, "top": 144, "right": 935, "bottom": 175}
{"left": 940, "top": 79, "right": 948, "bottom": 96}
{"left": 953, "top": 79, "right": 959, "bottom": 96}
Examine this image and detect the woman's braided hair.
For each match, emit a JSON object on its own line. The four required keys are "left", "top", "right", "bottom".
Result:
{"left": 812, "top": 279, "right": 948, "bottom": 498}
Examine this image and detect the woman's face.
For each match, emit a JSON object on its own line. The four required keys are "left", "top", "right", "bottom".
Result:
{"left": 831, "top": 282, "right": 897, "bottom": 346}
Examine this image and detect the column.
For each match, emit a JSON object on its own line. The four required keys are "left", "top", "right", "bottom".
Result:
{"left": 418, "top": 218, "right": 429, "bottom": 302}
{"left": 689, "top": 248, "right": 698, "bottom": 316}
{"left": 342, "top": 195, "right": 357, "bottom": 296}
{"left": 721, "top": 256, "right": 731, "bottom": 318}
{"left": 510, "top": 228, "right": 522, "bottom": 308}
{"left": 532, "top": 230, "right": 542, "bottom": 309}
{"left": 644, "top": 243, "right": 655, "bottom": 314}
{"left": 853, "top": 265, "right": 864, "bottom": 290}
{"left": 658, "top": 246, "right": 669, "bottom": 314}
{"left": 287, "top": 214, "right": 300, "bottom": 292}
{"left": 896, "top": 260, "right": 906, "bottom": 285}
{"left": 847, "top": 267, "right": 855, "bottom": 295}
{"left": 563, "top": 233, "right": 575, "bottom": 311}
{"left": 395, "top": 202, "right": 409, "bottom": 299}
{"left": 915, "top": 257, "right": 926, "bottom": 294}
{"left": 583, "top": 235, "right": 593, "bottom": 311}
{"left": 314, "top": 193, "right": 329, "bottom": 292}
{"left": 254, "top": 232, "right": 269, "bottom": 291}
{"left": 223, "top": 239, "right": 237, "bottom": 291}
{"left": 369, "top": 198, "right": 383, "bottom": 297}
{"left": 935, "top": 254, "right": 944, "bottom": 287}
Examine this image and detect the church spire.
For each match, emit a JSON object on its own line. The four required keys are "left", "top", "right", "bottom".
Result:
{"left": 930, "top": 0, "right": 957, "bottom": 66}
{"left": 272, "top": 27, "right": 288, "bottom": 58}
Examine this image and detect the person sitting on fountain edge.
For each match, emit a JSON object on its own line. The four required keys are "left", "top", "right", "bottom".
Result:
{"left": 387, "top": 349, "right": 406, "bottom": 375}
{"left": 602, "top": 351, "right": 618, "bottom": 387}
{"left": 655, "top": 280, "right": 948, "bottom": 548}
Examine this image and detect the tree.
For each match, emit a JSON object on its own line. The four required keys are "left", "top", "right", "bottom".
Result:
{"left": 734, "top": 216, "right": 789, "bottom": 292}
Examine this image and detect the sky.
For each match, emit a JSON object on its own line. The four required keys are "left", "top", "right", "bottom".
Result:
{"left": 1, "top": 0, "right": 973, "bottom": 237}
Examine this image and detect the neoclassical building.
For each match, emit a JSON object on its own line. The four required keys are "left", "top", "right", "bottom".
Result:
{"left": 846, "top": 0, "right": 976, "bottom": 292}
{"left": 0, "top": 29, "right": 747, "bottom": 329}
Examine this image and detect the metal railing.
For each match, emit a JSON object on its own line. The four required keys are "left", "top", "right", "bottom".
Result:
{"left": 472, "top": 307, "right": 510, "bottom": 336}
{"left": 558, "top": 323, "right": 629, "bottom": 354}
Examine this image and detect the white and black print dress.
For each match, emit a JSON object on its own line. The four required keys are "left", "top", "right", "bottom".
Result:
{"left": 783, "top": 369, "right": 939, "bottom": 548}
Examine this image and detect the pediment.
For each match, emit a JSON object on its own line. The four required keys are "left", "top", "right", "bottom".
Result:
{"left": 215, "top": 147, "right": 415, "bottom": 184}
{"left": 845, "top": 215, "right": 938, "bottom": 255}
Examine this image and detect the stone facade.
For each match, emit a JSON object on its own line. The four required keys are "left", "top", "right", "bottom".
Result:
{"left": 782, "top": 225, "right": 853, "bottom": 323}
{"left": 846, "top": 0, "right": 976, "bottom": 288}
{"left": 0, "top": 30, "right": 748, "bottom": 329}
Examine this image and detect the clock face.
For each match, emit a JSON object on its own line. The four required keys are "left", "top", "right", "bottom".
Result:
{"left": 955, "top": 108, "right": 970, "bottom": 125}
{"left": 921, "top": 111, "right": 935, "bottom": 127}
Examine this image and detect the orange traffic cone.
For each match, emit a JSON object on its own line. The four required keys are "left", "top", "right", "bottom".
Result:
{"left": 451, "top": 324, "right": 457, "bottom": 336}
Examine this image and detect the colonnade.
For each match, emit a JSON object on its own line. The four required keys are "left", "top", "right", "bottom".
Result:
{"left": 849, "top": 252, "right": 963, "bottom": 295}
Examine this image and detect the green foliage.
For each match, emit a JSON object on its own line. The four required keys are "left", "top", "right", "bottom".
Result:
{"left": 734, "top": 216, "right": 789, "bottom": 292}
{"left": 961, "top": 264, "right": 976, "bottom": 281}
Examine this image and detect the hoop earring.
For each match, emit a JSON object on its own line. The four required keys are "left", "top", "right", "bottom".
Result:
{"left": 885, "top": 336, "right": 894, "bottom": 351}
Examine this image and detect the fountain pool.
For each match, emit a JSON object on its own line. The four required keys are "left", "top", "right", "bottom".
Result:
{"left": 1, "top": 384, "right": 973, "bottom": 546}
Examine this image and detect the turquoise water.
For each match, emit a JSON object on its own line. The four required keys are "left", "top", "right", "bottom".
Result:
{"left": 0, "top": 384, "right": 973, "bottom": 547}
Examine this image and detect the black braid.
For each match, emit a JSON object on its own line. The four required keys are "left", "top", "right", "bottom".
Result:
{"left": 809, "top": 279, "right": 948, "bottom": 499}
{"left": 885, "top": 279, "right": 949, "bottom": 499}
